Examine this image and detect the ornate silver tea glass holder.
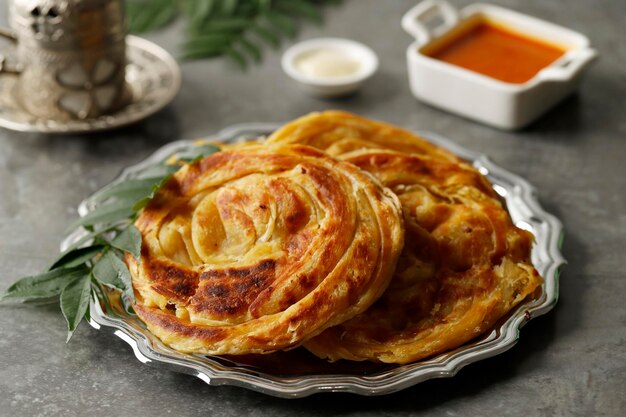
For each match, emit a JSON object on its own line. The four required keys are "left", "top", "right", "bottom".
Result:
{"left": 0, "top": 0, "right": 180, "bottom": 133}
{"left": 0, "top": 36, "right": 180, "bottom": 133}
{"left": 62, "top": 125, "right": 565, "bottom": 398}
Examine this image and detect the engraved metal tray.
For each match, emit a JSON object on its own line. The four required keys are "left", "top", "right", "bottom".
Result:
{"left": 64, "top": 124, "right": 565, "bottom": 398}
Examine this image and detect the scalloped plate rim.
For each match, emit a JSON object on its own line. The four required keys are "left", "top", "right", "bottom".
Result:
{"left": 66, "top": 123, "right": 565, "bottom": 398}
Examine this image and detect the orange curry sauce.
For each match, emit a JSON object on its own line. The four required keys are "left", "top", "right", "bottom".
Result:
{"left": 427, "top": 20, "right": 566, "bottom": 84}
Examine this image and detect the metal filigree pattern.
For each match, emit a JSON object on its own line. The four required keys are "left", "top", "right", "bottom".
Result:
{"left": 1, "top": 0, "right": 128, "bottom": 120}
{"left": 0, "top": 36, "right": 180, "bottom": 133}
{"left": 56, "top": 59, "right": 122, "bottom": 119}
{"left": 28, "top": 3, "right": 65, "bottom": 41}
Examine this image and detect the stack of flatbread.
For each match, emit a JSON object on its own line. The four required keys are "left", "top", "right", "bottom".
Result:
{"left": 127, "top": 111, "right": 542, "bottom": 364}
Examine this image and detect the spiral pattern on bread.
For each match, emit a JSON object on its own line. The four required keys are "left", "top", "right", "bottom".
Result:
{"left": 127, "top": 144, "right": 405, "bottom": 355}
{"left": 266, "top": 112, "right": 542, "bottom": 364}
{"left": 303, "top": 150, "right": 542, "bottom": 363}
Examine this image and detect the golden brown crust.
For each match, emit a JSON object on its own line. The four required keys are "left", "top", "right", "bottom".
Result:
{"left": 265, "top": 110, "right": 460, "bottom": 162}
{"left": 303, "top": 149, "right": 542, "bottom": 364}
{"left": 265, "top": 111, "right": 541, "bottom": 364}
{"left": 128, "top": 143, "right": 404, "bottom": 355}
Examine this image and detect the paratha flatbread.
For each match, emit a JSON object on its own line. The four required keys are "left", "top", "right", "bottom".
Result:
{"left": 268, "top": 112, "right": 542, "bottom": 363}
{"left": 127, "top": 144, "right": 404, "bottom": 355}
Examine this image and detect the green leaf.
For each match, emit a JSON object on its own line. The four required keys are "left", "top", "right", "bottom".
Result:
{"left": 60, "top": 274, "right": 92, "bottom": 342}
{"left": 127, "top": 0, "right": 335, "bottom": 67}
{"left": 126, "top": 0, "right": 178, "bottom": 33}
{"left": 238, "top": 38, "right": 262, "bottom": 62}
{"left": 150, "top": 2, "right": 180, "bottom": 29}
{"left": 91, "top": 177, "right": 165, "bottom": 204}
{"left": 258, "top": 0, "right": 272, "bottom": 12}
{"left": 1, "top": 267, "right": 87, "bottom": 301}
{"left": 251, "top": 24, "right": 280, "bottom": 48}
{"left": 182, "top": 42, "right": 227, "bottom": 60}
{"left": 180, "top": 0, "right": 194, "bottom": 15}
{"left": 175, "top": 142, "right": 221, "bottom": 164}
{"left": 132, "top": 197, "right": 154, "bottom": 212}
{"left": 185, "top": 33, "right": 236, "bottom": 50}
{"left": 137, "top": 164, "right": 180, "bottom": 179}
{"left": 276, "top": 0, "right": 322, "bottom": 23}
{"left": 226, "top": 47, "right": 248, "bottom": 70}
{"left": 131, "top": 172, "right": 176, "bottom": 211}
{"left": 188, "top": 0, "right": 215, "bottom": 30}
{"left": 49, "top": 245, "right": 105, "bottom": 270}
{"left": 92, "top": 252, "right": 118, "bottom": 286}
{"left": 92, "top": 252, "right": 134, "bottom": 302}
{"left": 236, "top": 1, "right": 260, "bottom": 16}
{"left": 203, "top": 18, "right": 250, "bottom": 32}
{"left": 198, "top": 143, "right": 221, "bottom": 155}
{"left": 110, "top": 225, "right": 142, "bottom": 259}
{"left": 68, "top": 202, "right": 135, "bottom": 231}
{"left": 219, "top": 0, "right": 239, "bottom": 16}
{"left": 264, "top": 11, "right": 297, "bottom": 38}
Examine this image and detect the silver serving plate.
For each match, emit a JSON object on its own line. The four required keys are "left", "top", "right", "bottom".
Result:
{"left": 63, "top": 124, "right": 565, "bottom": 398}
{"left": 0, "top": 36, "right": 181, "bottom": 133}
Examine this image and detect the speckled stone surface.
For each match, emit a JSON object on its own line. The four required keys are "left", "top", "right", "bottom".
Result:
{"left": 0, "top": 1, "right": 624, "bottom": 416}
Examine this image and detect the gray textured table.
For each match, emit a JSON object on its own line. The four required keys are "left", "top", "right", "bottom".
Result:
{"left": 1, "top": 1, "right": 624, "bottom": 416}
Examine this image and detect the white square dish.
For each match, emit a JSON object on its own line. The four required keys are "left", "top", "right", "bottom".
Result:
{"left": 402, "top": 0, "right": 598, "bottom": 130}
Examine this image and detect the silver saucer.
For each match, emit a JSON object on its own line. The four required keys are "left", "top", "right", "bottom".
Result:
{"left": 63, "top": 125, "right": 565, "bottom": 398}
{"left": 0, "top": 35, "right": 181, "bottom": 134}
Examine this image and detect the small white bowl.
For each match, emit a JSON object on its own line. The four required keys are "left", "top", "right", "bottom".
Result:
{"left": 402, "top": 0, "right": 598, "bottom": 130}
{"left": 281, "top": 38, "right": 379, "bottom": 98}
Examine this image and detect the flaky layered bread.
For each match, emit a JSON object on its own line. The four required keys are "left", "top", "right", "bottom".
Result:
{"left": 127, "top": 144, "right": 404, "bottom": 355}
{"left": 267, "top": 112, "right": 542, "bottom": 364}
{"left": 266, "top": 110, "right": 459, "bottom": 162}
{"left": 304, "top": 150, "right": 542, "bottom": 364}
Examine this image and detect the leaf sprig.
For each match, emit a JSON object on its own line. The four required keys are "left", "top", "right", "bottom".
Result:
{"left": 125, "top": 0, "right": 342, "bottom": 68}
{"left": 0, "top": 143, "right": 221, "bottom": 341}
